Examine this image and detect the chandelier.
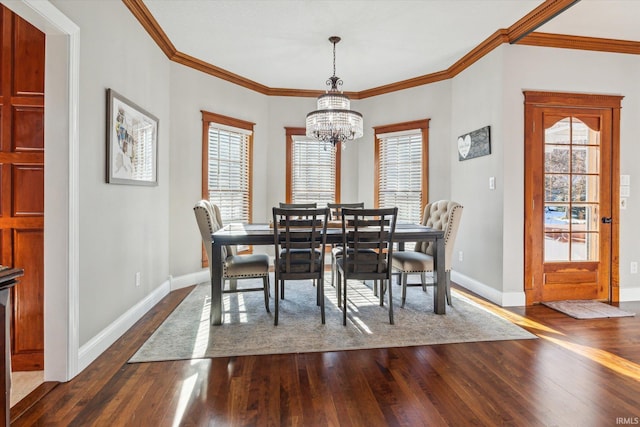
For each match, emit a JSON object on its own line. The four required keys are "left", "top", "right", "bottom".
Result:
{"left": 306, "top": 36, "right": 363, "bottom": 149}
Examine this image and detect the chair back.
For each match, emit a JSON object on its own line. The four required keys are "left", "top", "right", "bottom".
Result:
{"left": 278, "top": 202, "right": 317, "bottom": 209}
{"left": 273, "top": 207, "right": 329, "bottom": 279}
{"left": 327, "top": 202, "right": 364, "bottom": 221}
{"left": 193, "top": 200, "right": 221, "bottom": 274}
{"left": 340, "top": 207, "right": 397, "bottom": 279}
{"left": 416, "top": 200, "right": 463, "bottom": 271}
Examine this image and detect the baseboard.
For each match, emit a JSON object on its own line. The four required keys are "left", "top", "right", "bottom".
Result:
{"left": 77, "top": 279, "right": 171, "bottom": 373}
{"left": 169, "top": 269, "right": 209, "bottom": 291}
{"left": 620, "top": 286, "right": 640, "bottom": 302}
{"left": 451, "top": 271, "right": 526, "bottom": 307}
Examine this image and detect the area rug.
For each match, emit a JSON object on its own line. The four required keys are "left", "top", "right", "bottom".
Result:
{"left": 542, "top": 300, "right": 636, "bottom": 319}
{"left": 129, "top": 277, "right": 536, "bottom": 363}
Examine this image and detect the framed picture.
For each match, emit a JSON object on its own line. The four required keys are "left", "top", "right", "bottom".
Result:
{"left": 106, "top": 88, "right": 159, "bottom": 185}
{"left": 457, "top": 125, "right": 491, "bottom": 161}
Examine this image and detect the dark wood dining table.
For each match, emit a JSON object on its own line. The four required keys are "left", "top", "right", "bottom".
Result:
{"left": 210, "top": 223, "right": 446, "bottom": 325}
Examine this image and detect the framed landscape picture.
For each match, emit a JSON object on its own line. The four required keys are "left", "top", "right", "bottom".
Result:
{"left": 106, "top": 88, "right": 159, "bottom": 185}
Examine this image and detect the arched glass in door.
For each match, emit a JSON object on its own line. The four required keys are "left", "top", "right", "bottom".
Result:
{"left": 544, "top": 116, "right": 601, "bottom": 262}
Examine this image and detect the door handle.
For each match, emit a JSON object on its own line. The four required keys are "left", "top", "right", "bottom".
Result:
{"left": 602, "top": 217, "right": 612, "bottom": 224}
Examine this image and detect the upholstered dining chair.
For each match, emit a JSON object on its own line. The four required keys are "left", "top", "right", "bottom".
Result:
{"left": 336, "top": 207, "right": 398, "bottom": 326}
{"left": 193, "top": 200, "right": 270, "bottom": 313}
{"left": 272, "top": 207, "right": 329, "bottom": 325}
{"left": 391, "top": 200, "right": 463, "bottom": 308}
{"left": 327, "top": 202, "right": 365, "bottom": 301}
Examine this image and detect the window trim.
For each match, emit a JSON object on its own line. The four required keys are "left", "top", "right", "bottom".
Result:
{"left": 374, "top": 118, "right": 429, "bottom": 220}
{"left": 201, "top": 110, "right": 254, "bottom": 223}
{"left": 285, "top": 127, "right": 341, "bottom": 204}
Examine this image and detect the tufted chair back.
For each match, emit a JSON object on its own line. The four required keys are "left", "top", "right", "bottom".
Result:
{"left": 415, "top": 200, "right": 463, "bottom": 271}
{"left": 194, "top": 200, "right": 218, "bottom": 277}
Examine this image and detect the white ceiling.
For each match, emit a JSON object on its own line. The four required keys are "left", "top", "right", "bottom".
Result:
{"left": 142, "top": 0, "right": 640, "bottom": 92}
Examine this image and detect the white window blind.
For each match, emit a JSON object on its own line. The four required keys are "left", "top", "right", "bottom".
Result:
{"left": 377, "top": 130, "right": 423, "bottom": 223}
{"left": 207, "top": 124, "right": 250, "bottom": 224}
{"left": 291, "top": 136, "right": 336, "bottom": 206}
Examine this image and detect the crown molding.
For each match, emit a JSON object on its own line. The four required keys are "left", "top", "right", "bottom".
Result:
{"left": 124, "top": 0, "right": 638, "bottom": 99}
{"left": 517, "top": 32, "right": 640, "bottom": 55}
{"left": 506, "top": 0, "right": 580, "bottom": 43}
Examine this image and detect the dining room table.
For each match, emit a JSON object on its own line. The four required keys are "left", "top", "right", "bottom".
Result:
{"left": 210, "top": 222, "right": 446, "bottom": 325}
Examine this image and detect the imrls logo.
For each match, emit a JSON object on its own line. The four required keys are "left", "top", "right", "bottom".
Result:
{"left": 617, "top": 417, "right": 640, "bottom": 425}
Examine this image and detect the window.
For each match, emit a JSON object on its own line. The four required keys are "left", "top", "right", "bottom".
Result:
{"left": 202, "top": 111, "right": 254, "bottom": 224}
{"left": 285, "top": 127, "right": 341, "bottom": 206}
{"left": 374, "top": 119, "right": 429, "bottom": 223}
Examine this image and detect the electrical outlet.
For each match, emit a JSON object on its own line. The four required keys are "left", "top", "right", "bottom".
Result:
{"left": 135, "top": 272, "right": 141, "bottom": 287}
{"left": 631, "top": 262, "right": 638, "bottom": 274}
{"left": 489, "top": 176, "right": 496, "bottom": 190}
{"left": 458, "top": 251, "right": 463, "bottom": 262}
{"left": 621, "top": 198, "right": 628, "bottom": 209}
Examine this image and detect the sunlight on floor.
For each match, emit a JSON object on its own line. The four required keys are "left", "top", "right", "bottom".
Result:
{"left": 540, "top": 334, "right": 640, "bottom": 381}
{"left": 453, "top": 287, "right": 565, "bottom": 335}
{"left": 453, "top": 288, "right": 640, "bottom": 381}
{"left": 10, "top": 370, "right": 43, "bottom": 407}
{"left": 192, "top": 294, "right": 211, "bottom": 358}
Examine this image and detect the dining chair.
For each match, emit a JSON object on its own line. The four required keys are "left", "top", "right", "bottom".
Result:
{"left": 272, "top": 206, "right": 329, "bottom": 325}
{"left": 327, "top": 202, "right": 365, "bottom": 302}
{"left": 391, "top": 200, "right": 463, "bottom": 307}
{"left": 335, "top": 207, "right": 398, "bottom": 326}
{"left": 193, "top": 200, "right": 270, "bottom": 313}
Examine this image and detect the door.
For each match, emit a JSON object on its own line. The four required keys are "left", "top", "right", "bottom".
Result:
{"left": 0, "top": 5, "right": 45, "bottom": 370}
{"left": 524, "top": 92, "right": 622, "bottom": 305}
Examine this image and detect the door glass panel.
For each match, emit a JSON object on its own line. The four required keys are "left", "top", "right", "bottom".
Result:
{"left": 572, "top": 145, "right": 600, "bottom": 173}
{"left": 545, "top": 175, "right": 569, "bottom": 202}
{"left": 543, "top": 116, "right": 601, "bottom": 262}
{"left": 545, "top": 145, "right": 569, "bottom": 172}
{"left": 571, "top": 175, "right": 599, "bottom": 202}
{"left": 572, "top": 120, "right": 600, "bottom": 145}
{"left": 545, "top": 233, "right": 569, "bottom": 261}
{"left": 544, "top": 118, "right": 570, "bottom": 144}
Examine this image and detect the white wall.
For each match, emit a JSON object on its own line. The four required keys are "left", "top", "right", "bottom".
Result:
{"left": 51, "top": 0, "right": 172, "bottom": 345}
{"left": 358, "top": 81, "right": 453, "bottom": 206}
{"left": 169, "top": 62, "right": 269, "bottom": 277}
{"left": 449, "top": 47, "right": 506, "bottom": 296}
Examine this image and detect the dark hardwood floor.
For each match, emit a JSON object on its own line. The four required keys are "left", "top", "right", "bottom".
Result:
{"left": 11, "top": 285, "right": 640, "bottom": 426}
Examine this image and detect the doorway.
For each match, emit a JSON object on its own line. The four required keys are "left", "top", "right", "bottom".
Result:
{"left": 524, "top": 91, "right": 622, "bottom": 305}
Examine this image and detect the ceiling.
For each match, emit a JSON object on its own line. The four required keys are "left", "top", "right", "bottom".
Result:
{"left": 140, "top": 0, "right": 640, "bottom": 93}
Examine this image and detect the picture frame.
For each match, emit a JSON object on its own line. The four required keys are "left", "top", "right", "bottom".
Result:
{"left": 457, "top": 125, "right": 491, "bottom": 161}
{"left": 106, "top": 88, "right": 159, "bottom": 185}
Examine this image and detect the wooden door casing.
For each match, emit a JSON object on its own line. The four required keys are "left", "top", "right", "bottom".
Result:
{"left": 524, "top": 91, "right": 622, "bottom": 305}
{"left": 0, "top": 5, "right": 45, "bottom": 370}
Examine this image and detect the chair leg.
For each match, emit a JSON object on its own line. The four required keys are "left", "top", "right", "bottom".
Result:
{"left": 336, "top": 270, "right": 342, "bottom": 307}
{"left": 263, "top": 276, "right": 270, "bottom": 313}
{"left": 281, "top": 280, "right": 285, "bottom": 299}
{"left": 274, "top": 277, "right": 280, "bottom": 326}
{"left": 342, "top": 274, "right": 348, "bottom": 326}
{"left": 387, "top": 277, "right": 394, "bottom": 325}
{"left": 446, "top": 271, "right": 452, "bottom": 306}
{"left": 420, "top": 272, "right": 427, "bottom": 292}
{"left": 319, "top": 277, "right": 325, "bottom": 324}
{"left": 374, "top": 279, "right": 378, "bottom": 297}
{"left": 401, "top": 273, "right": 408, "bottom": 308}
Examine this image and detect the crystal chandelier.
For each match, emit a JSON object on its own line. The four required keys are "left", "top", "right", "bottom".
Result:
{"left": 306, "top": 36, "right": 363, "bottom": 149}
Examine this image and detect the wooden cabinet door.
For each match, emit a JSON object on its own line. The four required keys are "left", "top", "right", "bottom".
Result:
{"left": 524, "top": 92, "right": 621, "bottom": 304}
{"left": 0, "top": 5, "right": 45, "bottom": 370}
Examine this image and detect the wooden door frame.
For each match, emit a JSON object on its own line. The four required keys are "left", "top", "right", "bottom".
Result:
{"left": 524, "top": 91, "right": 622, "bottom": 304}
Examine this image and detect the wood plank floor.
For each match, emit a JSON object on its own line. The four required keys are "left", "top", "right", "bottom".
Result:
{"left": 11, "top": 285, "right": 640, "bottom": 426}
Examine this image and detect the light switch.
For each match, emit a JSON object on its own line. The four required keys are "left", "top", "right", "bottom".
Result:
{"left": 621, "top": 175, "right": 631, "bottom": 186}
{"left": 489, "top": 176, "right": 495, "bottom": 190}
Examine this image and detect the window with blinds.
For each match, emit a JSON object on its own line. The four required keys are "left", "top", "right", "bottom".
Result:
{"left": 291, "top": 136, "right": 336, "bottom": 206}
{"left": 375, "top": 119, "right": 429, "bottom": 224}
{"left": 202, "top": 111, "right": 254, "bottom": 225}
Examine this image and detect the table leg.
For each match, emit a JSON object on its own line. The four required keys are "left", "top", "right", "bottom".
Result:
{"left": 211, "top": 242, "right": 224, "bottom": 325}
{"left": 434, "top": 236, "right": 446, "bottom": 314}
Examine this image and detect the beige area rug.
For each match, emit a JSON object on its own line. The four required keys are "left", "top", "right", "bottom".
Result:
{"left": 542, "top": 300, "right": 636, "bottom": 319}
{"left": 129, "top": 277, "right": 536, "bottom": 363}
